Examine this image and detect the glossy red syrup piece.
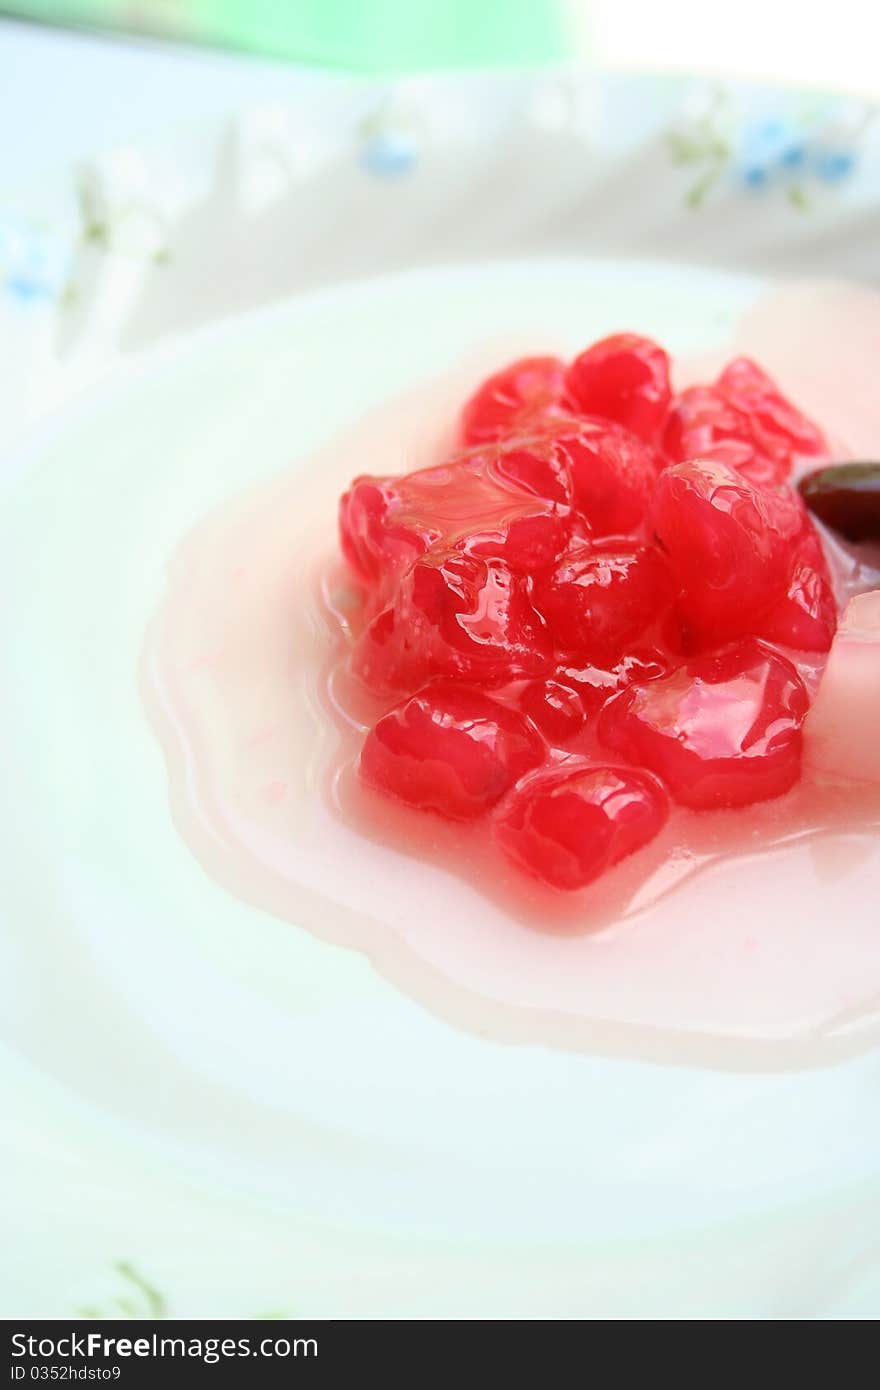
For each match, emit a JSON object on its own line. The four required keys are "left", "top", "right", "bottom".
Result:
{"left": 460, "top": 356, "right": 570, "bottom": 445}
{"left": 597, "top": 639, "right": 810, "bottom": 809}
{"left": 615, "top": 646, "right": 675, "bottom": 687}
{"left": 718, "top": 358, "right": 828, "bottom": 462}
{"left": 756, "top": 564, "right": 837, "bottom": 652}
{"left": 663, "top": 384, "right": 771, "bottom": 480}
{"left": 554, "top": 662, "right": 620, "bottom": 714}
{"left": 359, "top": 680, "right": 546, "bottom": 821}
{"left": 336, "top": 335, "right": 840, "bottom": 892}
{"left": 556, "top": 646, "right": 675, "bottom": 717}
{"left": 755, "top": 520, "right": 837, "bottom": 652}
{"left": 664, "top": 360, "right": 827, "bottom": 487}
{"left": 535, "top": 539, "right": 675, "bottom": 665}
{"left": 565, "top": 334, "right": 671, "bottom": 441}
{"left": 518, "top": 677, "right": 587, "bottom": 743}
{"left": 488, "top": 436, "right": 572, "bottom": 507}
{"left": 494, "top": 759, "right": 669, "bottom": 890}
{"left": 352, "top": 549, "right": 552, "bottom": 695}
{"left": 544, "top": 417, "right": 663, "bottom": 536}
{"left": 339, "top": 441, "right": 572, "bottom": 593}
{"left": 650, "top": 458, "right": 802, "bottom": 647}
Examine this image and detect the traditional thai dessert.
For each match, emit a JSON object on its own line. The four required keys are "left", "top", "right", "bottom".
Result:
{"left": 145, "top": 289, "right": 880, "bottom": 1063}
{"left": 336, "top": 334, "right": 877, "bottom": 894}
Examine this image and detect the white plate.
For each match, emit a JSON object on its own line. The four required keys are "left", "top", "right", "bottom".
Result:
{"left": 3, "top": 71, "right": 880, "bottom": 1320}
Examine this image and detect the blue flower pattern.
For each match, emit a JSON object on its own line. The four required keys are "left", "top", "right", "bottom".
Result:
{"left": 737, "top": 116, "right": 859, "bottom": 193}
{"left": 358, "top": 100, "right": 419, "bottom": 179}
{"left": 0, "top": 86, "right": 874, "bottom": 312}
{"left": 359, "top": 129, "right": 419, "bottom": 179}
{"left": 668, "top": 94, "right": 872, "bottom": 208}
{"left": 0, "top": 216, "right": 72, "bottom": 303}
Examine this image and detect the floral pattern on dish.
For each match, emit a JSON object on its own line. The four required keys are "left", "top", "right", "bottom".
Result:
{"left": 667, "top": 89, "right": 876, "bottom": 208}
{"left": 0, "top": 214, "right": 72, "bottom": 303}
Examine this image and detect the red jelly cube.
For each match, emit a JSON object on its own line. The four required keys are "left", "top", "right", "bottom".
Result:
{"left": 662, "top": 384, "right": 775, "bottom": 482}
{"left": 339, "top": 476, "right": 423, "bottom": 587}
{"left": 360, "top": 680, "right": 545, "bottom": 820}
{"left": 352, "top": 549, "right": 552, "bottom": 695}
{"left": 518, "top": 677, "right": 587, "bottom": 743}
{"left": 650, "top": 458, "right": 802, "bottom": 647}
{"left": 460, "top": 356, "right": 570, "bottom": 446}
{"left": 461, "top": 438, "right": 573, "bottom": 570}
{"left": 535, "top": 539, "right": 674, "bottom": 665}
{"left": 566, "top": 334, "right": 671, "bottom": 441}
{"left": 553, "top": 662, "right": 620, "bottom": 714}
{"left": 756, "top": 564, "right": 837, "bottom": 652}
{"left": 554, "top": 646, "right": 674, "bottom": 715}
{"left": 718, "top": 358, "right": 828, "bottom": 465}
{"left": 614, "top": 646, "right": 676, "bottom": 687}
{"left": 664, "top": 361, "right": 827, "bottom": 487}
{"left": 546, "top": 417, "right": 663, "bottom": 536}
{"left": 494, "top": 759, "right": 669, "bottom": 890}
{"left": 487, "top": 435, "right": 573, "bottom": 507}
{"left": 755, "top": 520, "right": 837, "bottom": 653}
{"left": 597, "top": 639, "right": 810, "bottom": 809}
{"left": 339, "top": 441, "right": 571, "bottom": 593}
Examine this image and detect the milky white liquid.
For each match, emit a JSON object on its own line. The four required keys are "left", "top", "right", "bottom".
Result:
{"left": 144, "top": 278, "right": 880, "bottom": 1069}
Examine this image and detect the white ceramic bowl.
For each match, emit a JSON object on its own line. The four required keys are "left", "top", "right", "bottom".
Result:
{"left": 2, "top": 70, "right": 879, "bottom": 1320}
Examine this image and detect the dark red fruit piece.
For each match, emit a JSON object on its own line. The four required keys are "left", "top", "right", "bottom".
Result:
{"left": 360, "top": 680, "right": 545, "bottom": 821}
{"left": 535, "top": 539, "right": 675, "bottom": 665}
{"left": 798, "top": 462, "right": 880, "bottom": 542}
{"left": 597, "top": 639, "right": 809, "bottom": 809}
{"left": 494, "top": 759, "right": 669, "bottom": 890}
{"left": 544, "top": 417, "right": 662, "bottom": 536}
{"left": 566, "top": 334, "right": 671, "bottom": 441}
{"left": 650, "top": 458, "right": 802, "bottom": 647}
{"left": 339, "top": 441, "right": 572, "bottom": 593}
{"left": 352, "top": 549, "right": 552, "bottom": 695}
{"left": 460, "top": 356, "right": 570, "bottom": 446}
{"left": 518, "top": 678, "right": 587, "bottom": 743}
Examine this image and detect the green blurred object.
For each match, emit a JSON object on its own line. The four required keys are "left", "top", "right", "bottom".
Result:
{"left": 2, "top": 0, "right": 576, "bottom": 72}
